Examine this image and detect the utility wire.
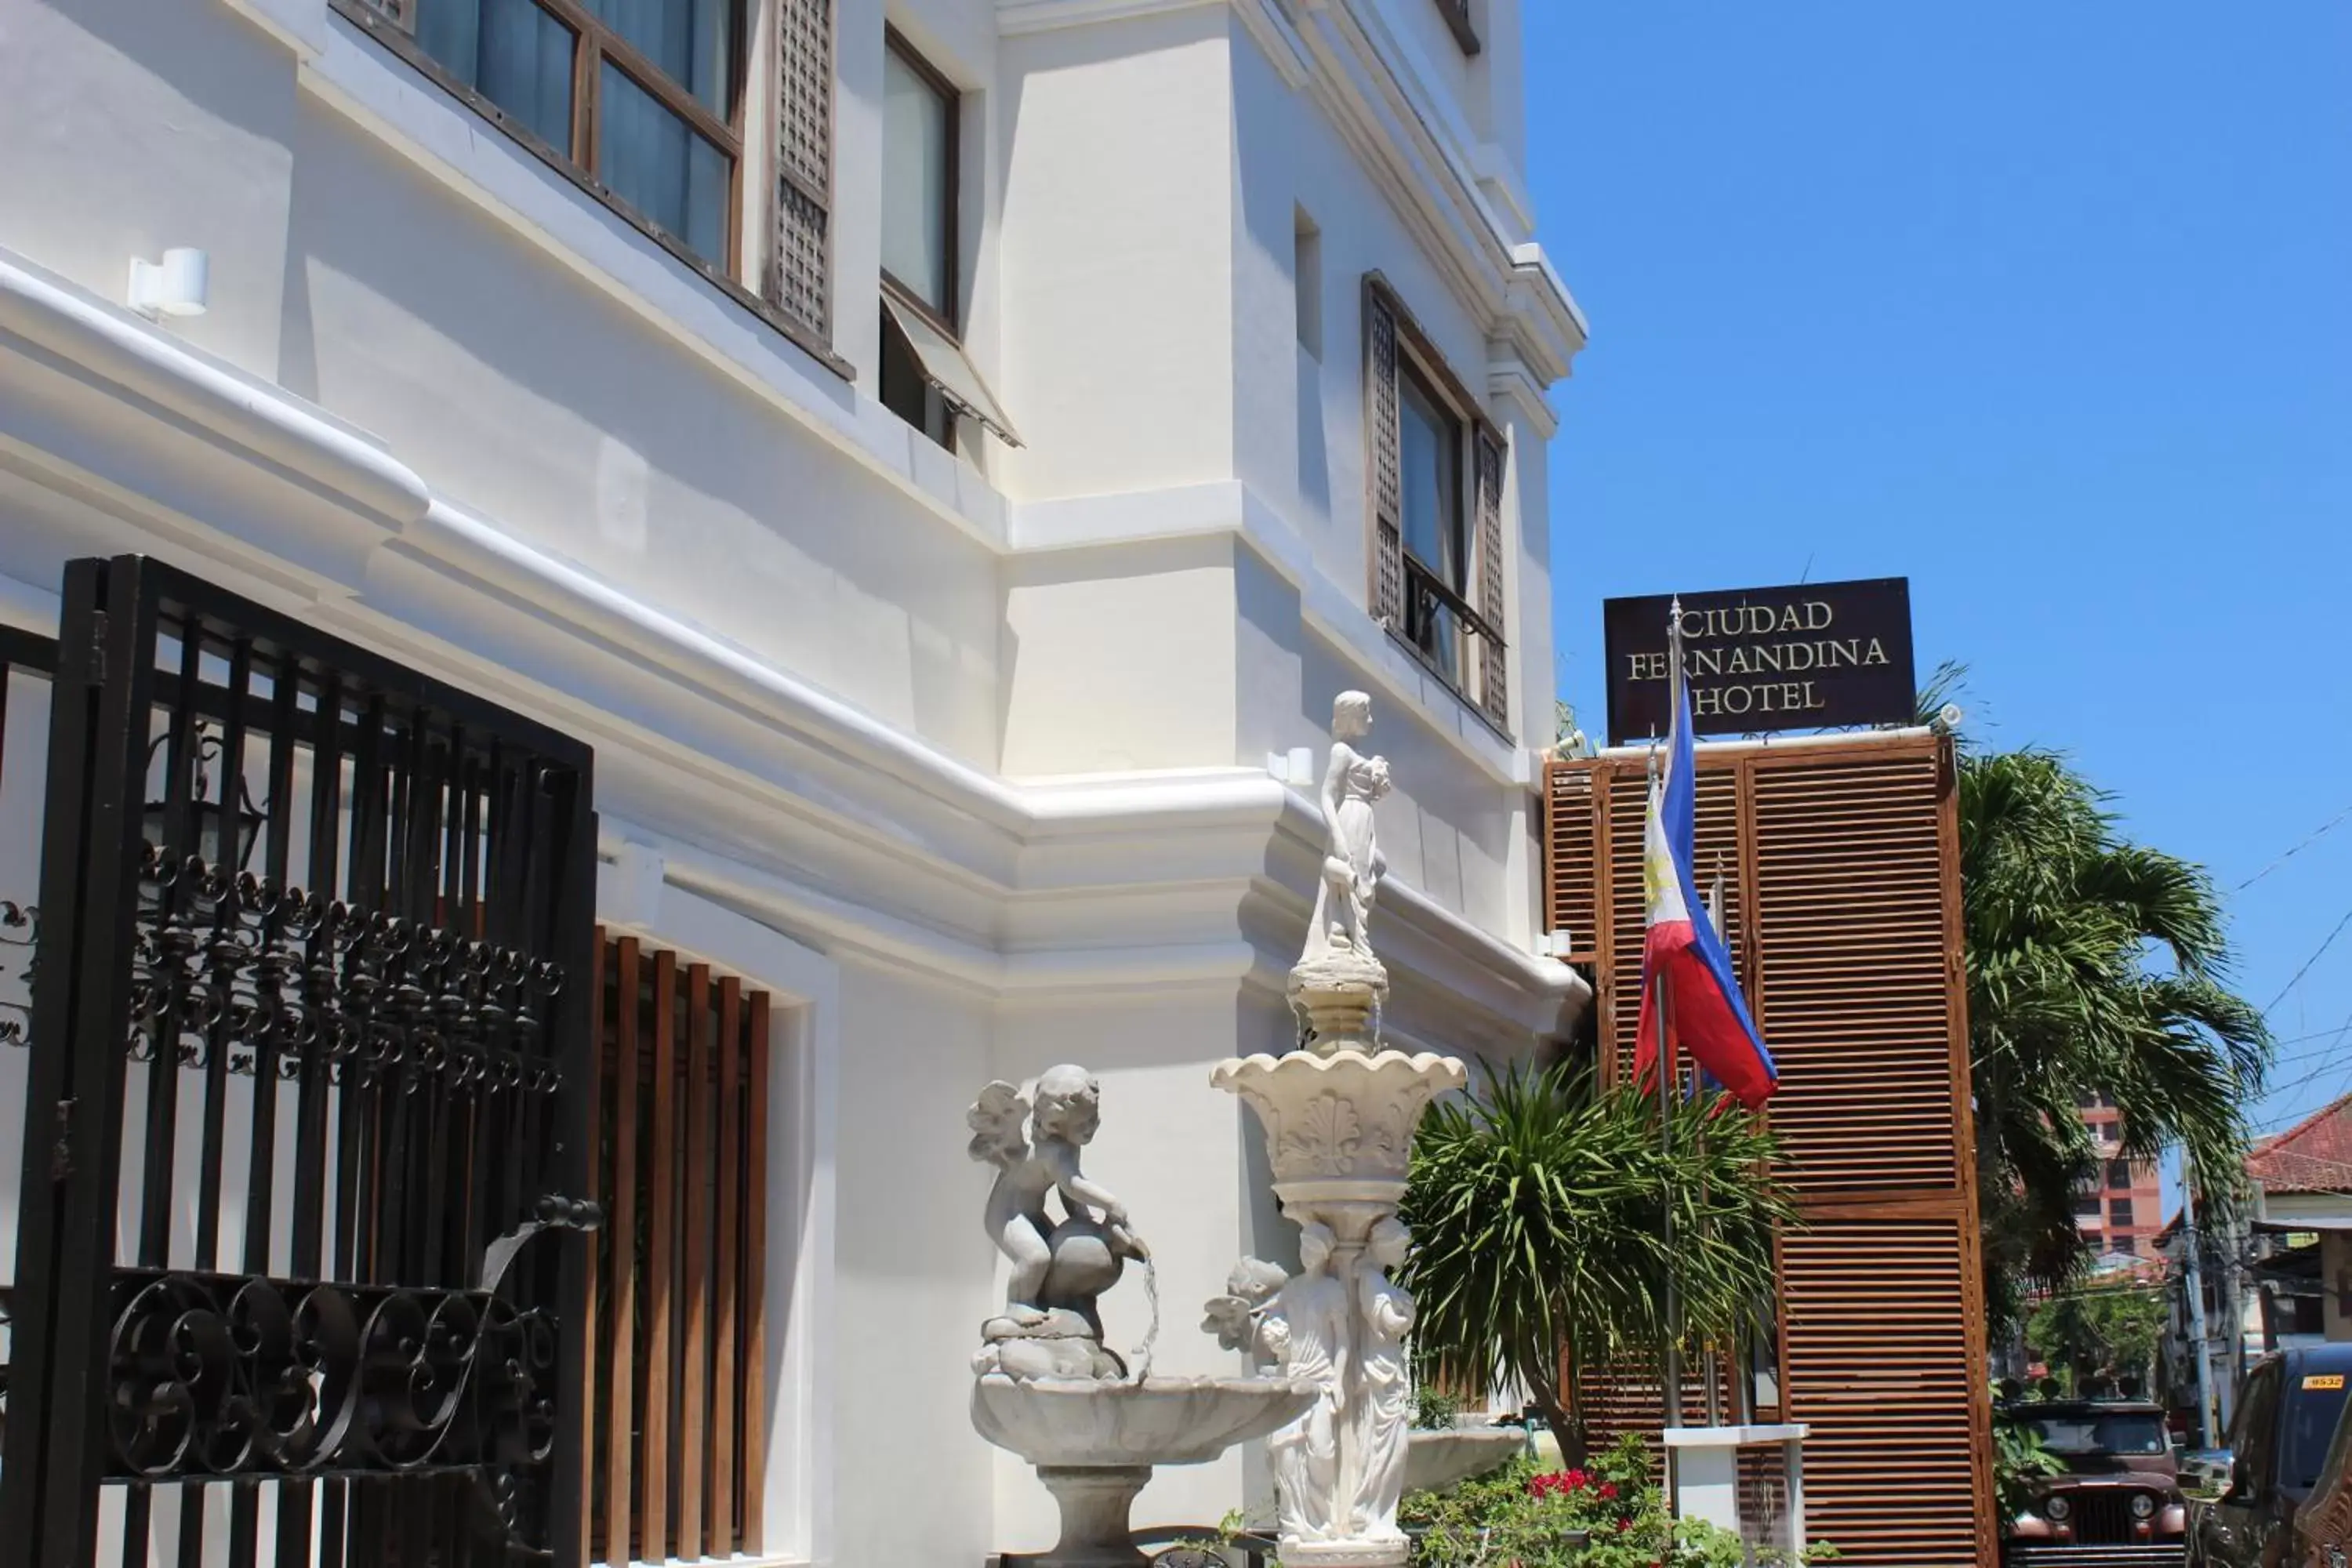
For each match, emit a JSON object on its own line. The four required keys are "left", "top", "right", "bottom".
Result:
{"left": 2260, "top": 904, "right": 2352, "bottom": 1016}
{"left": 2238, "top": 803, "right": 2352, "bottom": 891}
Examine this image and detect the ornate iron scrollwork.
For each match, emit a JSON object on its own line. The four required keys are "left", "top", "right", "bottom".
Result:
{"left": 0, "top": 899, "right": 34, "bottom": 1048}
{"left": 126, "top": 844, "right": 565, "bottom": 1098}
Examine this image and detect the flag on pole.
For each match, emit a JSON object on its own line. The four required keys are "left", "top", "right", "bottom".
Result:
{"left": 1635, "top": 606, "right": 1780, "bottom": 1110}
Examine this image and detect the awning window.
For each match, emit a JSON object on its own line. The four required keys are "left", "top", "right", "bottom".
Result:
{"left": 880, "top": 290, "right": 1022, "bottom": 448}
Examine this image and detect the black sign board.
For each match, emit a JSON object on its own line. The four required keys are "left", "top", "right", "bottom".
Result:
{"left": 1602, "top": 577, "right": 1915, "bottom": 746}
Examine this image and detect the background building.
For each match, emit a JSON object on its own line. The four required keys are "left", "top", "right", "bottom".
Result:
{"left": 2074, "top": 1094, "right": 2165, "bottom": 1263}
{"left": 0, "top": 0, "right": 1586, "bottom": 1563}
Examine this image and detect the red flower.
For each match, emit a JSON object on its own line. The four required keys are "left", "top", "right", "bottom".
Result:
{"left": 1617, "top": 1517, "right": 1635, "bottom": 1532}
{"left": 1599, "top": 1481, "right": 1619, "bottom": 1501}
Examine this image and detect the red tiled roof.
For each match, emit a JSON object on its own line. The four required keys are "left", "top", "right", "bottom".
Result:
{"left": 2249, "top": 1092, "right": 2352, "bottom": 1195}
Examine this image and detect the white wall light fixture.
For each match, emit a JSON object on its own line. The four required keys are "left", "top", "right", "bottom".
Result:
{"left": 128, "top": 248, "right": 209, "bottom": 319}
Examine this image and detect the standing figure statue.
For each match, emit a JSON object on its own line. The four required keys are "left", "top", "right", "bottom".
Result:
{"left": 1259, "top": 1223, "right": 1353, "bottom": 1543}
{"left": 1304, "top": 691, "right": 1392, "bottom": 965}
{"left": 967, "top": 1065, "right": 1147, "bottom": 1341}
{"left": 1349, "top": 1218, "right": 1417, "bottom": 1542}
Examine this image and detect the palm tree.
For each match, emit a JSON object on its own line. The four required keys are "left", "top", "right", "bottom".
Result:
{"left": 1399, "top": 1063, "right": 1794, "bottom": 1463}
{"left": 1958, "top": 744, "right": 2270, "bottom": 1326}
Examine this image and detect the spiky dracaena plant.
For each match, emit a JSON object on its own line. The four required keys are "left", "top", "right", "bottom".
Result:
{"left": 1399, "top": 1065, "right": 1795, "bottom": 1464}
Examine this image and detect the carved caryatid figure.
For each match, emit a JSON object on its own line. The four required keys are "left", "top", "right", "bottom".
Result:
{"left": 1259, "top": 1223, "right": 1352, "bottom": 1543}
{"left": 1349, "top": 1218, "right": 1417, "bottom": 1541}
{"left": 1305, "top": 691, "right": 1391, "bottom": 966}
{"left": 967, "top": 1065, "right": 1146, "bottom": 1335}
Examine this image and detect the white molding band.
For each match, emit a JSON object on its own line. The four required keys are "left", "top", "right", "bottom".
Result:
{"left": 0, "top": 245, "right": 1586, "bottom": 1044}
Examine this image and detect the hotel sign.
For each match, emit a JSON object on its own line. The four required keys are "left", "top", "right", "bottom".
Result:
{"left": 1602, "top": 578, "right": 1916, "bottom": 746}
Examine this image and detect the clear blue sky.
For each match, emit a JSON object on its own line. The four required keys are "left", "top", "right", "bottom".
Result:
{"left": 1528, "top": 3, "right": 2352, "bottom": 1167}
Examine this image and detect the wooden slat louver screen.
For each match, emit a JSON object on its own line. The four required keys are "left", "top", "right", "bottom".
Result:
{"left": 1543, "top": 735, "right": 1991, "bottom": 1567}
{"left": 1365, "top": 282, "right": 1405, "bottom": 630}
{"left": 590, "top": 933, "right": 775, "bottom": 1565}
{"left": 1751, "top": 750, "right": 1965, "bottom": 1192}
{"left": 1780, "top": 1210, "right": 1988, "bottom": 1565}
{"left": 1473, "top": 430, "right": 1509, "bottom": 730}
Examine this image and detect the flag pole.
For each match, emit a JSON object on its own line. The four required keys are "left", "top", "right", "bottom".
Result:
{"left": 1659, "top": 599, "right": 1683, "bottom": 1436}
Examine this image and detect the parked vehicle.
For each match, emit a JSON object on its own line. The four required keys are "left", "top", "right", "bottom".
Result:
{"left": 2002, "top": 1398, "right": 2190, "bottom": 1566}
{"left": 2187, "top": 1343, "right": 2352, "bottom": 1567}
{"left": 2181, "top": 1450, "right": 2237, "bottom": 1497}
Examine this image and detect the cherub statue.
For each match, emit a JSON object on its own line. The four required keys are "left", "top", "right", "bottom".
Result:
{"left": 1349, "top": 1218, "right": 1417, "bottom": 1541}
{"left": 1261, "top": 1223, "right": 1352, "bottom": 1544}
{"left": 1304, "top": 691, "right": 1391, "bottom": 965}
{"left": 967, "top": 1065, "right": 1147, "bottom": 1334}
{"left": 1200, "top": 1257, "right": 1291, "bottom": 1355}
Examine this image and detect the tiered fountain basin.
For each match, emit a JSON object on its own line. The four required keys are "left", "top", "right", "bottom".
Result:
{"left": 1403, "top": 1426, "right": 1527, "bottom": 1494}
{"left": 975, "top": 1374, "right": 1320, "bottom": 1567}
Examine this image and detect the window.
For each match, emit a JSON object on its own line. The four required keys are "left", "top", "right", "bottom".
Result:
{"left": 2113, "top": 1233, "right": 2138, "bottom": 1255}
{"left": 1398, "top": 363, "right": 1468, "bottom": 684}
{"left": 2110, "top": 1198, "right": 2136, "bottom": 1229}
{"left": 1363, "top": 277, "right": 1509, "bottom": 731}
{"left": 339, "top": 0, "right": 838, "bottom": 358}
{"left": 877, "top": 29, "right": 1018, "bottom": 451}
{"left": 2073, "top": 1194, "right": 2102, "bottom": 1218}
{"left": 381, "top": 0, "right": 740, "bottom": 271}
{"left": 2108, "top": 1159, "right": 2132, "bottom": 1190}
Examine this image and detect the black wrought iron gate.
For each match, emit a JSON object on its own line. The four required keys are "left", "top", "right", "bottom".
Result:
{"left": 0, "top": 557, "right": 601, "bottom": 1567}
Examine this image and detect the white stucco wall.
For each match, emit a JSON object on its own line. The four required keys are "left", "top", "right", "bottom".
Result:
{"left": 0, "top": 0, "right": 1583, "bottom": 1561}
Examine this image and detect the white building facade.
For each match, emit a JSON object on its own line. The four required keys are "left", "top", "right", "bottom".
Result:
{"left": 0, "top": 0, "right": 1585, "bottom": 1561}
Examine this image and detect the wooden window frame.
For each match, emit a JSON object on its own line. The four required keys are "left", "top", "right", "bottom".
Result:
{"left": 1432, "top": 0, "right": 1482, "bottom": 56}
{"left": 880, "top": 25, "right": 962, "bottom": 338}
{"left": 1363, "top": 274, "right": 1512, "bottom": 739}
{"left": 336, "top": 0, "right": 851, "bottom": 375}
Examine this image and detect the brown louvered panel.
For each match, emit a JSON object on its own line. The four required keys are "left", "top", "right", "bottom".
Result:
{"left": 1780, "top": 1211, "right": 1991, "bottom": 1567}
{"left": 1750, "top": 750, "right": 1960, "bottom": 1192}
{"left": 1544, "top": 766, "right": 1599, "bottom": 960}
{"left": 1542, "top": 735, "right": 1988, "bottom": 1565}
{"left": 1365, "top": 281, "right": 1404, "bottom": 628}
{"left": 1474, "top": 430, "right": 1509, "bottom": 728}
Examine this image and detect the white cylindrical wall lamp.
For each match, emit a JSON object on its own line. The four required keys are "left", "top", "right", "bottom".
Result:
{"left": 128, "top": 247, "right": 209, "bottom": 318}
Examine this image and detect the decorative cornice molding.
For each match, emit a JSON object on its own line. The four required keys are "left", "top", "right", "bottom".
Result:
{"left": 996, "top": 0, "right": 1221, "bottom": 34}
{"left": 0, "top": 241, "right": 1583, "bottom": 1051}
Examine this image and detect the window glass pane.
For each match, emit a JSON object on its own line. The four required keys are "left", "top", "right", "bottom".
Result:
{"left": 588, "top": 0, "right": 733, "bottom": 113}
{"left": 1399, "top": 372, "right": 1461, "bottom": 585}
{"left": 416, "top": 0, "right": 576, "bottom": 154}
{"left": 882, "top": 45, "right": 952, "bottom": 315}
{"left": 599, "top": 62, "right": 731, "bottom": 267}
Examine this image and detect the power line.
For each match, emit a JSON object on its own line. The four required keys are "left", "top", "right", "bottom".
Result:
{"left": 2238, "top": 803, "right": 2352, "bottom": 892}
{"left": 2260, "top": 904, "right": 2352, "bottom": 1016}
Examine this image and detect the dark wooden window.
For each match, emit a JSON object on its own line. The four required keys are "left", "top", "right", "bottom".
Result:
{"left": 2107, "top": 1159, "right": 2132, "bottom": 1189}
{"left": 338, "top": 0, "right": 844, "bottom": 367}
{"left": 586, "top": 934, "right": 775, "bottom": 1564}
{"left": 876, "top": 30, "right": 1020, "bottom": 451}
{"left": 1363, "top": 277, "right": 1510, "bottom": 732}
{"left": 344, "top": 0, "right": 746, "bottom": 274}
{"left": 2109, "top": 1198, "right": 2136, "bottom": 1229}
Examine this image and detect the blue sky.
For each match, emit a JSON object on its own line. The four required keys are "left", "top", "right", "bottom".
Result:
{"left": 1527, "top": 3, "right": 2352, "bottom": 1167}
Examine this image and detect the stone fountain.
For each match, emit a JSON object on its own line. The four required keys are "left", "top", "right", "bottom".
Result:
{"left": 1207, "top": 691, "right": 1466, "bottom": 1567}
{"left": 966, "top": 693, "right": 1465, "bottom": 1568}
{"left": 967, "top": 1066, "right": 1318, "bottom": 1567}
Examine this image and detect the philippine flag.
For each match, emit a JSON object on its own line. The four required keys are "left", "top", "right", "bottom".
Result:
{"left": 1632, "top": 655, "right": 1779, "bottom": 1110}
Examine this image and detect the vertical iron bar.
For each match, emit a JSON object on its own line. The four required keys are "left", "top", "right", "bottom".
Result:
{"left": 137, "top": 622, "right": 205, "bottom": 1269}
{"left": 193, "top": 634, "right": 253, "bottom": 1273}
{"left": 2, "top": 556, "right": 162, "bottom": 1567}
